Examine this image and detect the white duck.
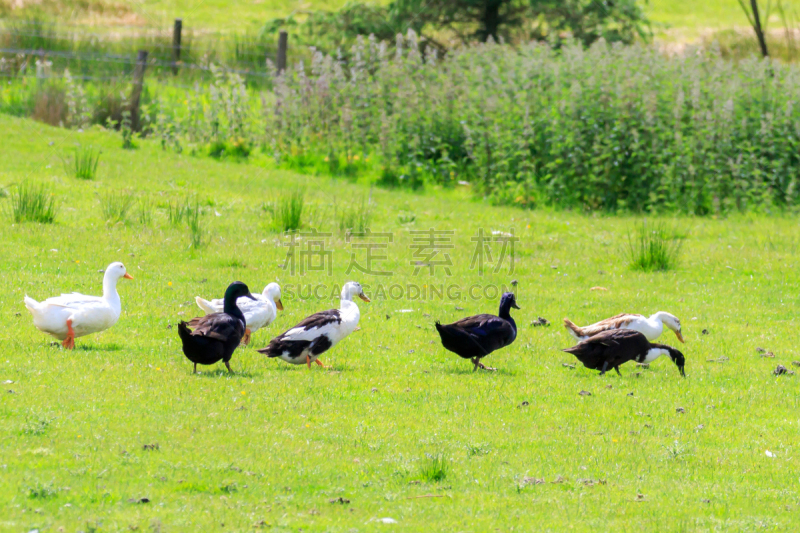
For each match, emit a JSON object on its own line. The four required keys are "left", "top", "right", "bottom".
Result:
{"left": 195, "top": 282, "right": 283, "bottom": 345}
{"left": 563, "top": 312, "right": 684, "bottom": 351}
{"left": 258, "top": 281, "right": 369, "bottom": 368}
{"left": 24, "top": 262, "right": 133, "bottom": 349}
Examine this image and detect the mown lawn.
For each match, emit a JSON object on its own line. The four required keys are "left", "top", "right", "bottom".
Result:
{"left": 1, "top": 114, "right": 800, "bottom": 531}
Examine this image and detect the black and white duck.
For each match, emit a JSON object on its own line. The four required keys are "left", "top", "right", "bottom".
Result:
{"left": 178, "top": 281, "right": 255, "bottom": 373}
{"left": 258, "top": 281, "right": 369, "bottom": 369}
{"left": 562, "top": 328, "right": 686, "bottom": 377}
{"left": 435, "top": 292, "right": 519, "bottom": 371}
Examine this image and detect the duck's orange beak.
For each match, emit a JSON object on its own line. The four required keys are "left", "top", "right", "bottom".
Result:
{"left": 275, "top": 298, "right": 284, "bottom": 311}
{"left": 675, "top": 329, "right": 684, "bottom": 343}
{"left": 124, "top": 273, "right": 134, "bottom": 280}
{"left": 358, "top": 294, "right": 371, "bottom": 303}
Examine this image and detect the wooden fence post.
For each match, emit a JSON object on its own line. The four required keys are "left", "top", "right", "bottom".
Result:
{"left": 172, "top": 18, "right": 183, "bottom": 75}
{"left": 277, "top": 30, "right": 288, "bottom": 73}
{"left": 130, "top": 50, "right": 148, "bottom": 132}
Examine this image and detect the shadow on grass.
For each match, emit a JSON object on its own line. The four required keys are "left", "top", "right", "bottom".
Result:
{"left": 49, "top": 342, "right": 124, "bottom": 352}
{"left": 447, "top": 366, "right": 516, "bottom": 377}
{"left": 191, "top": 368, "right": 260, "bottom": 379}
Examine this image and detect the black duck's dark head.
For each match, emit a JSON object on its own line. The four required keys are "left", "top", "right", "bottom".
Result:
{"left": 666, "top": 346, "right": 686, "bottom": 377}
{"left": 498, "top": 292, "right": 520, "bottom": 317}
{"left": 223, "top": 281, "right": 256, "bottom": 312}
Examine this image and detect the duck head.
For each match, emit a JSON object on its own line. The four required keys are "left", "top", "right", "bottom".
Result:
{"left": 652, "top": 343, "right": 686, "bottom": 377}
{"left": 654, "top": 311, "right": 684, "bottom": 343}
{"left": 101, "top": 262, "right": 133, "bottom": 298}
{"left": 102, "top": 262, "right": 134, "bottom": 281}
{"left": 264, "top": 282, "right": 283, "bottom": 311}
{"left": 668, "top": 346, "right": 686, "bottom": 377}
{"left": 223, "top": 281, "right": 256, "bottom": 314}
{"left": 341, "top": 281, "right": 370, "bottom": 303}
{"left": 498, "top": 292, "right": 520, "bottom": 317}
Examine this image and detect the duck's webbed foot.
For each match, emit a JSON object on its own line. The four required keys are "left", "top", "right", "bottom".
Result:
{"left": 471, "top": 357, "right": 496, "bottom": 371}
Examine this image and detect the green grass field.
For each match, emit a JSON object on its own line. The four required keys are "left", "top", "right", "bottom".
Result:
{"left": 6, "top": 0, "right": 800, "bottom": 34}
{"left": 2, "top": 114, "right": 800, "bottom": 531}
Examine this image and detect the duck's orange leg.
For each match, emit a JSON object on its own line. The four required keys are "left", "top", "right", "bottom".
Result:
{"left": 315, "top": 359, "right": 325, "bottom": 367}
{"left": 306, "top": 354, "right": 311, "bottom": 369}
{"left": 241, "top": 328, "right": 251, "bottom": 346}
{"left": 62, "top": 318, "right": 75, "bottom": 350}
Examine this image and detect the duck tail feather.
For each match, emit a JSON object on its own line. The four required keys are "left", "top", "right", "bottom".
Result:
{"left": 563, "top": 318, "right": 583, "bottom": 339}
{"left": 177, "top": 321, "right": 192, "bottom": 341}
{"left": 195, "top": 296, "right": 215, "bottom": 315}
{"left": 23, "top": 296, "right": 40, "bottom": 313}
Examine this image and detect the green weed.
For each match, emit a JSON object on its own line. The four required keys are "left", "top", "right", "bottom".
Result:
{"left": 26, "top": 481, "right": 57, "bottom": 499}
{"left": 21, "top": 412, "right": 54, "bottom": 436}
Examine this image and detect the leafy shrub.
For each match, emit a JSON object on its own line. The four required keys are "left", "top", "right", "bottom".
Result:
{"left": 10, "top": 182, "right": 58, "bottom": 223}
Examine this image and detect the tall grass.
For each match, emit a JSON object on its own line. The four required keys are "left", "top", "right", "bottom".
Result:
{"left": 62, "top": 146, "right": 101, "bottom": 180}
{"left": 9, "top": 182, "right": 58, "bottom": 223}
{"left": 186, "top": 203, "right": 205, "bottom": 249}
{"left": 337, "top": 195, "right": 372, "bottom": 233}
{"left": 419, "top": 453, "right": 448, "bottom": 482}
{"left": 168, "top": 197, "right": 205, "bottom": 248}
{"left": 100, "top": 190, "right": 135, "bottom": 224}
{"left": 268, "top": 188, "right": 306, "bottom": 232}
{"left": 137, "top": 197, "right": 153, "bottom": 225}
{"left": 626, "top": 220, "right": 683, "bottom": 272}
{"left": 168, "top": 197, "right": 197, "bottom": 226}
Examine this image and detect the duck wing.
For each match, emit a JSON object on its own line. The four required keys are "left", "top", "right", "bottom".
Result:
{"left": 187, "top": 312, "right": 244, "bottom": 342}
{"left": 258, "top": 309, "right": 341, "bottom": 357}
{"left": 44, "top": 293, "right": 105, "bottom": 309}
{"left": 565, "top": 313, "right": 644, "bottom": 338}
{"left": 437, "top": 314, "right": 515, "bottom": 356}
{"left": 562, "top": 329, "right": 647, "bottom": 369}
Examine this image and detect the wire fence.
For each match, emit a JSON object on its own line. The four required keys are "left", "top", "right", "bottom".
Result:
{"left": 0, "top": 18, "right": 287, "bottom": 87}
